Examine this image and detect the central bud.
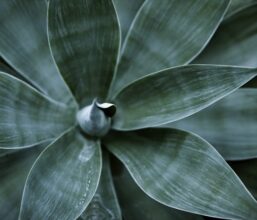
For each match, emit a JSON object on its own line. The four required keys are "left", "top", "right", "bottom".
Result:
{"left": 77, "top": 99, "right": 116, "bottom": 137}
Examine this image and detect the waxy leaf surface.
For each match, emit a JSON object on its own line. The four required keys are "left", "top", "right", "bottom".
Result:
{"left": 113, "top": 161, "right": 204, "bottom": 220}
{"left": 20, "top": 129, "right": 102, "bottom": 220}
{"left": 48, "top": 0, "right": 120, "bottom": 106}
{"left": 0, "top": 146, "right": 44, "bottom": 220}
{"left": 80, "top": 152, "right": 121, "bottom": 220}
{"left": 0, "top": 72, "right": 76, "bottom": 149}
{"left": 194, "top": 3, "right": 257, "bottom": 68}
{"left": 112, "top": 65, "right": 257, "bottom": 130}
{"left": 111, "top": 0, "right": 229, "bottom": 95}
{"left": 0, "top": 0, "right": 73, "bottom": 104}
{"left": 106, "top": 128, "right": 257, "bottom": 219}
{"left": 167, "top": 89, "right": 257, "bottom": 160}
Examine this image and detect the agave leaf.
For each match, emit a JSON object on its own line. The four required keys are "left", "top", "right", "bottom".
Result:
{"left": 48, "top": 0, "right": 120, "bottom": 107}
{"left": 194, "top": 3, "right": 257, "bottom": 68}
{"left": 0, "top": 72, "right": 76, "bottom": 149}
{"left": 113, "top": 0, "right": 144, "bottom": 42}
{"left": 19, "top": 129, "right": 102, "bottom": 220}
{"left": 226, "top": 0, "right": 257, "bottom": 17}
{"left": 231, "top": 159, "right": 257, "bottom": 199}
{"left": 79, "top": 151, "right": 121, "bottom": 220}
{"left": 112, "top": 65, "right": 257, "bottom": 130}
{"left": 165, "top": 89, "right": 257, "bottom": 161}
{"left": 110, "top": 0, "right": 229, "bottom": 95}
{"left": 0, "top": 145, "right": 45, "bottom": 220}
{"left": 105, "top": 128, "right": 257, "bottom": 219}
{"left": 113, "top": 159, "right": 204, "bottom": 220}
{"left": 0, "top": 0, "right": 73, "bottom": 104}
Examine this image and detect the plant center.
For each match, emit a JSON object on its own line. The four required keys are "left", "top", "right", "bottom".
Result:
{"left": 77, "top": 99, "right": 116, "bottom": 137}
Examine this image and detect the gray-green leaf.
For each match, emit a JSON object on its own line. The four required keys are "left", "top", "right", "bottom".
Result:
{"left": 0, "top": 146, "right": 44, "bottom": 220}
{"left": 0, "top": 72, "right": 76, "bottom": 149}
{"left": 20, "top": 129, "right": 102, "bottom": 220}
{"left": 48, "top": 0, "right": 120, "bottom": 107}
{"left": 105, "top": 128, "right": 257, "bottom": 219}
{"left": 0, "top": 0, "right": 73, "bottom": 104}
{"left": 194, "top": 3, "right": 257, "bottom": 68}
{"left": 112, "top": 65, "right": 257, "bottom": 130}
{"left": 110, "top": 0, "right": 229, "bottom": 95}
{"left": 165, "top": 88, "right": 257, "bottom": 160}
{"left": 226, "top": 0, "right": 257, "bottom": 17}
{"left": 113, "top": 159, "right": 204, "bottom": 220}
{"left": 79, "top": 151, "right": 121, "bottom": 220}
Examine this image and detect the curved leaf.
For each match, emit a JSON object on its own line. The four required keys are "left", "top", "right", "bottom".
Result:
{"left": 112, "top": 65, "right": 257, "bottom": 130}
{"left": 79, "top": 151, "right": 121, "bottom": 220}
{"left": 113, "top": 159, "right": 204, "bottom": 220}
{"left": 0, "top": 72, "right": 76, "bottom": 149}
{"left": 194, "top": 3, "right": 257, "bottom": 68}
{"left": 0, "top": 0, "right": 73, "bottom": 104}
{"left": 0, "top": 146, "right": 44, "bottom": 220}
{"left": 110, "top": 0, "right": 229, "bottom": 95}
{"left": 105, "top": 128, "right": 257, "bottom": 219}
{"left": 113, "top": 0, "right": 144, "bottom": 42}
{"left": 226, "top": 0, "right": 257, "bottom": 17}
{"left": 48, "top": 0, "right": 120, "bottom": 106}
{"left": 165, "top": 89, "right": 257, "bottom": 160}
{"left": 20, "top": 129, "right": 102, "bottom": 220}
{"left": 231, "top": 159, "right": 257, "bottom": 199}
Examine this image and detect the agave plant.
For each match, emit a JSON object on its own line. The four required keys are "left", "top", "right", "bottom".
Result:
{"left": 1, "top": 0, "right": 257, "bottom": 219}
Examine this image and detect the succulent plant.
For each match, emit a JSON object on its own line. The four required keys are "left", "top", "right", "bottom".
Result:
{"left": 0, "top": 0, "right": 257, "bottom": 219}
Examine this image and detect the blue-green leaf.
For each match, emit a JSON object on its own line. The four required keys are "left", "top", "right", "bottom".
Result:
{"left": 112, "top": 65, "right": 257, "bottom": 130}
{"left": 194, "top": 3, "right": 257, "bottom": 68}
{"left": 110, "top": 0, "right": 229, "bottom": 95}
{"left": 113, "top": 0, "right": 144, "bottom": 42}
{"left": 226, "top": 0, "right": 257, "bottom": 17}
{"left": 79, "top": 151, "right": 121, "bottom": 220}
{"left": 48, "top": 0, "right": 120, "bottom": 106}
{"left": 0, "top": 0, "right": 73, "bottom": 104}
{"left": 0, "top": 146, "right": 45, "bottom": 220}
{"left": 166, "top": 89, "right": 257, "bottom": 160}
{"left": 105, "top": 128, "right": 257, "bottom": 219}
{"left": 113, "top": 160, "right": 204, "bottom": 220}
{"left": 0, "top": 72, "right": 76, "bottom": 149}
{"left": 20, "top": 129, "right": 102, "bottom": 220}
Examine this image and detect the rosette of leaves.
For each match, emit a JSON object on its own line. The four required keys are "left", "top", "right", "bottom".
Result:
{"left": 1, "top": 0, "right": 257, "bottom": 219}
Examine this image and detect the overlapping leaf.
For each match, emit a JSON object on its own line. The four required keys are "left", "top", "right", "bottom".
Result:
{"left": 112, "top": 65, "right": 257, "bottom": 130}
{"left": 194, "top": 3, "right": 257, "bottom": 68}
{"left": 110, "top": 0, "right": 229, "bottom": 95}
{"left": 0, "top": 72, "right": 76, "bottom": 149}
{"left": 20, "top": 129, "right": 102, "bottom": 220}
{"left": 0, "top": 146, "right": 44, "bottom": 220}
{"left": 79, "top": 151, "right": 121, "bottom": 220}
{"left": 105, "top": 128, "right": 257, "bottom": 219}
{"left": 0, "top": 0, "right": 73, "bottom": 104}
{"left": 113, "top": 160, "right": 204, "bottom": 220}
{"left": 48, "top": 0, "right": 120, "bottom": 106}
{"left": 166, "top": 89, "right": 257, "bottom": 160}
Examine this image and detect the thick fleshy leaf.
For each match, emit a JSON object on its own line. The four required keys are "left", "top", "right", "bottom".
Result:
{"left": 0, "top": 72, "right": 76, "bottom": 149}
{"left": 113, "top": 0, "right": 144, "bottom": 42}
{"left": 226, "top": 0, "right": 257, "bottom": 17}
{"left": 0, "top": 146, "right": 44, "bottom": 220}
{"left": 112, "top": 65, "right": 257, "bottom": 130}
{"left": 0, "top": 57, "right": 21, "bottom": 79}
{"left": 110, "top": 0, "right": 229, "bottom": 95}
{"left": 231, "top": 159, "right": 257, "bottom": 199}
{"left": 0, "top": 0, "right": 73, "bottom": 104}
{"left": 20, "top": 129, "right": 102, "bottom": 220}
{"left": 105, "top": 128, "right": 257, "bottom": 219}
{"left": 194, "top": 4, "right": 257, "bottom": 68}
{"left": 48, "top": 0, "right": 120, "bottom": 106}
{"left": 166, "top": 89, "right": 257, "bottom": 160}
{"left": 113, "top": 158, "right": 203, "bottom": 220}
{"left": 79, "top": 151, "right": 121, "bottom": 220}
